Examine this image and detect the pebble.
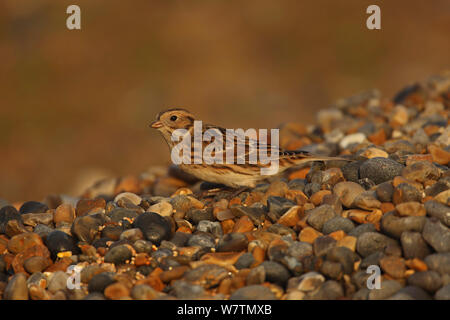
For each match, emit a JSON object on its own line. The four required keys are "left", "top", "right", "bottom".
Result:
{"left": 234, "top": 252, "right": 255, "bottom": 269}
{"left": 339, "top": 133, "right": 366, "bottom": 149}
{"left": 217, "top": 233, "right": 248, "bottom": 252}
{"left": 21, "top": 212, "right": 53, "bottom": 227}
{"left": 75, "top": 198, "right": 106, "bottom": 216}
{"left": 393, "top": 183, "right": 422, "bottom": 204}
{"left": 306, "top": 205, "right": 336, "bottom": 231}
{"left": 333, "top": 182, "right": 365, "bottom": 208}
{"left": 54, "top": 204, "right": 76, "bottom": 225}
{"left": 368, "top": 280, "right": 403, "bottom": 300}
{"left": 47, "top": 271, "right": 69, "bottom": 294}
{"left": 186, "top": 208, "right": 214, "bottom": 224}
{"left": 71, "top": 214, "right": 104, "bottom": 243}
{"left": 407, "top": 271, "right": 442, "bottom": 293}
{"left": 23, "top": 256, "right": 50, "bottom": 274}
{"left": 130, "top": 284, "right": 162, "bottom": 300}
{"left": 388, "top": 286, "right": 432, "bottom": 300}
{"left": 3, "top": 273, "right": 28, "bottom": 300}
{"left": 114, "top": 192, "right": 142, "bottom": 206}
{"left": 396, "top": 202, "right": 426, "bottom": 217}
{"left": 313, "top": 236, "right": 337, "bottom": 257}
{"left": 306, "top": 280, "right": 344, "bottom": 300}
{"left": 402, "top": 161, "right": 440, "bottom": 183}
{"left": 88, "top": 272, "right": 117, "bottom": 293}
{"left": 7, "top": 232, "right": 44, "bottom": 254}
{"left": 133, "top": 212, "right": 172, "bottom": 245}
{"left": 424, "top": 200, "right": 450, "bottom": 226}
{"left": 182, "top": 264, "right": 229, "bottom": 289}
{"left": 0, "top": 206, "right": 23, "bottom": 234}
{"left": 187, "top": 232, "right": 216, "bottom": 249}
{"left": 381, "top": 212, "right": 426, "bottom": 238}
{"left": 376, "top": 182, "right": 394, "bottom": 202}
{"left": 260, "top": 261, "right": 291, "bottom": 286}
{"left": 424, "top": 253, "right": 450, "bottom": 275}
{"left": 297, "top": 272, "right": 325, "bottom": 292}
{"left": 266, "top": 196, "right": 296, "bottom": 221}
{"left": 380, "top": 256, "right": 406, "bottom": 278}
{"left": 287, "top": 242, "right": 313, "bottom": 260}
{"left": 435, "top": 285, "right": 450, "bottom": 300}
{"left": 359, "top": 158, "right": 404, "bottom": 185}
{"left": 148, "top": 201, "right": 173, "bottom": 217}
{"left": 104, "top": 245, "right": 132, "bottom": 264}
{"left": 322, "top": 216, "right": 355, "bottom": 234}
{"left": 400, "top": 231, "right": 431, "bottom": 259}
{"left": 422, "top": 218, "right": 450, "bottom": 253}
{"left": 229, "top": 284, "right": 276, "bottom": 300}
{"left": 46, "top": 230, "right": 79, "bottom": 259}
{"left": 19, "top": 201, "right": 49, "bottom": 214}
{"left": 356, "top": 232, "right": 398, "bottom": 257}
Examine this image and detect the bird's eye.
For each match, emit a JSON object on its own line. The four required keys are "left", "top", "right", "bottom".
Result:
{"left": 170, "top": 115, "right": 177, "bottom": 121}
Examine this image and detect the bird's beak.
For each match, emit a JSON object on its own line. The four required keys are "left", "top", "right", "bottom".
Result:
{"left": 150, "top": 120, "right": 163, "bottom": 129}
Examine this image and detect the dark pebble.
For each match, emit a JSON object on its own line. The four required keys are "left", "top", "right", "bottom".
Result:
{"left": 327, "top": 246, "right": 360, "bottom": 274}
{"left": 400, "top": 231, "right": 431, "bottom": 259}
{"left": 435, "top": 285, "right": 450, "bottom": 300}
{"left": 170, "top": 280, "right": 206, "bottom": 299}
{"left": 133, "top": 212, "right": 172, "bottom": 245}
{"left": 186, "top": 208, "right": 214, "bottom": 225}
{"left": 320, "top": 260, "right": 343, "bottom": 279}
{"left": 424, "top": 201, "right": 450, "bottom": 227}
{"left": 304, "top": 183, "right": 321, "bottom": 197}
{"left": 407, "top": 271, "right": 442, "bottom": 293}
{"left": 169, "top": 232, "right": 191, "bottom": 248}
{"left": 306, "top": 204, "right": 336, "bottom": 231}
{"left": 107, "top": 208, "right": 139, "bottom": 223}
{"left": 376, "top": 182, "right": 394, "bottom": 202}
{"left": 359, "top": 251, "right": 384, "bottom": 270}
{"left": 393, "top": 183, "right": 422, "bottom": 204}
{"left": 183, "top": 264, "right": 229, "bottom": 289}
{"left": 230, "top": 285, "right": 276, "bottom": 300}
{"left": 287, "top": 179, "right": 307, "bottom": 191}
{"left": 260, "top": 261, "right": 291, "bottom": 286}
{"left": 104, "top": 244, "right": 132, "bottom": 265}
{"left": 287, "top": 241, "right": 313, "bottom": 260}
{"left": 101, "top": 225, "right": 124, "bottom": 241}
{"left": 306, "top": 280, "right": 344, "bottom": 300}
{"left": 133, "top": 239, "right": 153, "bottom": 254}
{"left": 313, "top": 236, "right": 337, "bottom": 257}
{"left": 71, "top": 214, "right": 104, "bottom": 243}
{"left": 381, "top": 212, "right": 426, "bottom": 238}
{"left": 422, "top": 218, "right": 450, "bottom": 253}
{"left": 217, "top": 233, "right": 248, "bottom": 252}
{"left": 88, "top": 272, "right": 116, "bottom": 293}
{"left": 359, "top": 158, "right": 404, "bottom": 185}
{"left": 186, "top": 232, "right": 216, "bottom": 249}
{"left": 46, "top": 230, "right": 79, "bottom": 259}
{"left": 424, "top": 253, "right": 450, "bottom": 275}
{"left": 19, "top": 201, "right": 49, "bottom": 214}
{"left": 267, "top": 196, "right": 296, "bottom": 221}
{"left": 83, "top": 292, "right": 106, "bottom": 300}
{"left": 322, "top": 216, "right": 355, "bottom": 234}
{"left": 388, "top": 286, "right": 432, "bottom": 300}
{"left": 234, "top": 252, "right": 255, "bottom": 269}
{"left": 356, "top": 232, "right": 398, "bottom": 257}
{"left": 368, "top": 280, "right": 403, "bottom": 300}
{"left": 348, "top": 223, "right": 376, "bottom": 237}
{"left": 196, "top": 221, "right": 223, "bottom": 238}
{"left": 341, "top": 161, "right": 363, "bottom": 183}
{"left": 230, "top": 206, "right": 266, "bottom": 225}
{"left": 0, "top": 206, "right": 22, "bottom": 234}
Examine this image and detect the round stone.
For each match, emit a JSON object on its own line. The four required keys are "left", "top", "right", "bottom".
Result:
{"left": 46, "top": 230, "right": 79, "bottom": 259}
{"left": 133, "top": 212, "right": 172, "bottom": 245}
{"left": 359, "top": 158, "right": 404, "bottom": 185}
{"left": 104, "top": 245, "right": 132, "bottom": 265}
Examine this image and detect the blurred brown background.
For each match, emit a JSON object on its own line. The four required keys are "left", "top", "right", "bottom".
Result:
{"left": 0, "top": 0, "right": 449, "bottom": 202}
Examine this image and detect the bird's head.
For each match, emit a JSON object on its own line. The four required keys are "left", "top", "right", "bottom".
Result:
{"left": 150, "top": 108, "right": 196, "bottom": 142}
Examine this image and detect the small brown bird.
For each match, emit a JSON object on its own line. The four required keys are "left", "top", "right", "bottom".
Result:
{"left": 151, "top": 108, "right": 348, "bottom": 188}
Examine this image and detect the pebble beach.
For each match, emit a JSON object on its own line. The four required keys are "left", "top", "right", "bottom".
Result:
{"left": 1, "top": 72, "right": 449, "bottom": 300}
